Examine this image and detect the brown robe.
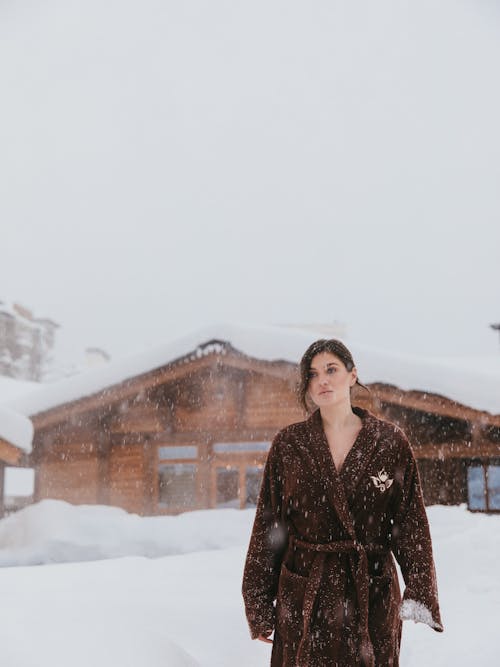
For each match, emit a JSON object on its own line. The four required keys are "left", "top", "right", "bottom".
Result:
{"left": 242, "top": 406, "right": 443, "bottom": 666}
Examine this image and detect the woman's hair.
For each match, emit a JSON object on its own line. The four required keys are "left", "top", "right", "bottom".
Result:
{"left": 297, "top": 339, "right": 370, "bottom": 413}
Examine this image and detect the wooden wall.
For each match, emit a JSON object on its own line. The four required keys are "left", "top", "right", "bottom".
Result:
{"left": 108, "top": 443, "right": 148, "bottom": 513}
{"left": 0, "top": 463, "right": 4, "bottom": 518}
{"left": 37, "top": 458, "right": 99, "bottom": 504}
{"left": 33, "top": 361, "right": 301, "bottom": 515}
{"left": 417, "top": 458, "right": 467, "bottom": 505}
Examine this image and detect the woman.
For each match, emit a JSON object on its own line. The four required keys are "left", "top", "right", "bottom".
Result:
{"left": 242, "top": 339, "right": 443, "bottom": 666}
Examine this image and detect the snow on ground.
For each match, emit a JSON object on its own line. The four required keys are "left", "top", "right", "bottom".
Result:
{"left": 0, "top": 501, "right": 498, "bottom": 666}
{"left": 0, "top": 500, "right": 253, "bottom": 567}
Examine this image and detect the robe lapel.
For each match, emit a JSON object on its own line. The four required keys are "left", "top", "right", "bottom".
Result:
{"left": 340, "top": 406, "right": 382, "bottom": 501}
{"left": 307, "top": 407, "right": 381, "bottom": 536}
{"left": 307, "top": 409, "right": 356, "bottom": 539}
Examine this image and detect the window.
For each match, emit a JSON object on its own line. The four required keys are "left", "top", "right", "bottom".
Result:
{"left": 245, "top": 465, "right": 263, "bottom": 506}
{"left": 487, "top": 466, "right": 500, "bottom": 511}
{"left": 216, "top": 466, "right": 240, "bottom": 508}
{"left": 213, "top": 464, "right": 264, "bottom": 509}
{"left": 213, "top": 441, "right": 270, "bottom": 454}
{"left": 158, "top": 463, "right": 197, "bottom": 509}
{"left": 467, "top": 464, "right": 500, "bottom": 512}
{"left": 158, "top": 445, "right": 197, "bottom": 460}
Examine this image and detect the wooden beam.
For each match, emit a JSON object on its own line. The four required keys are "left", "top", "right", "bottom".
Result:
{"left": 239, "top": 467, "right": 246, "bottom": 510}
{"left": 412, "top": 440, "right": 500, "bottom": 460}
{"left": 0, "top": 463, "right": 4, "bottom": 519}
{"left": 0, "top": 439, "right": 28, "bottom": 466}
{"left": 152, "top": 444, "right": 160, "bottom": 512}
{"left": 209, "top": 463, "right": 217, "bottom": 509}
{"left": 142, "top": 439, "right": 155, "bottom": 516}
{"left": 96, "top": 428, "right": 111, "bottom": 506}
{"left": 110, "top": 428, "right": 277, "bottom": 448}
{"left": 196, "top": 441, "right": 211, "bottom": 509}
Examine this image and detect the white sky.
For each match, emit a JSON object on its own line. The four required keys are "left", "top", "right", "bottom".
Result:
{"left": 1, "top": 0, "right": 499, "bottom": 366}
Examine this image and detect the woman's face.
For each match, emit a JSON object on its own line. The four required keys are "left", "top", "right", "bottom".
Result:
{"left": 307, "top": 351, "right": 357, "bottom": 408}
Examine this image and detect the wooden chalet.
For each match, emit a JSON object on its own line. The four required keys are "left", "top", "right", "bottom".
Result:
{"left": 21, "top": 339, "right": 500, "bottom": 515}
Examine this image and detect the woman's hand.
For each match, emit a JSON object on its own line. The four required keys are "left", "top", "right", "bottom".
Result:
{"left": 256, "top": 630, "right": 273, "bottom": 644}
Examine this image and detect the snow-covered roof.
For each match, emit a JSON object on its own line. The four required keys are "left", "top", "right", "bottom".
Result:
{"left": 2, "top": 323, "right": 500, "bottom": 418}
{"left": 0, "top": 376, "right": 40, "bottom": 404}
{"left": 0, "top": 377, "right": 36, "bottom": 452}
{"left": 0, "top": 404, "right": 33, "bottom": 453}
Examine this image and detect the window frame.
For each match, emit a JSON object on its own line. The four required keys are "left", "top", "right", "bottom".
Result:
{"left": 467, "top": 461, "right": 500, "bottom": 513}
{"left": 155, "top": 442, "right": 200, "bottom": 514}
{"left": 209, "top": 441, "right": 270, "bottom": 510}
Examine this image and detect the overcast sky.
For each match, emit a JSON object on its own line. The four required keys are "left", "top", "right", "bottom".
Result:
{"left": 1, "top": 0, "right": 499, "bottom": 367}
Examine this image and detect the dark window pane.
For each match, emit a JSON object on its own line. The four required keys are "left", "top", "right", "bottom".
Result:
{"left": 245, "top": 466, "right": 264, "bottom": 507}
{"left": 158, "top": 463, "right": 196, "bottom": 509}
{"left": 216, "top": 467, "right": 239, "bottom": 508}
{"left": 467, "top": 466, "right": 486, "bottom": 510}
{"left": 487, "top": 465, "right": 500, "bottom": 511}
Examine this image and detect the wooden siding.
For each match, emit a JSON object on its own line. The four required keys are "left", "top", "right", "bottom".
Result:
{"left": 108, "top": 399, "right": 166, "bottom": 434}
{"left": 243, "top": 372, "right": 302, "bottom": 430}
{"left": 172, "top": 368, "right": 244, "bottom": 432}
{"left": 108, "top": 444, "right": 146, "bottom": 513}
{"left": 0, "top": 438, "right": 27, "bottom": 466}
{"left": 37, "top": 458, "right": 99, "bottom": 504}
{"left": 417, "top": 458, "right": 467, "bottom": 505}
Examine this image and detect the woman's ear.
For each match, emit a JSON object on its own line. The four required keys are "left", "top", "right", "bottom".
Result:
{"left": 350, "top": 368, "right": 358, "bottom": 387}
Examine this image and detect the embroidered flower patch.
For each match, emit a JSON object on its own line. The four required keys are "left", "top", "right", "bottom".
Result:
{"left": 370, "top": 468, "right": 394, "bottom": 492}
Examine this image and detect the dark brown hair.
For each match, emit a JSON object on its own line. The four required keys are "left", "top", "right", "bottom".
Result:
{"left": 297, "top": 339, "right": 370, "bottom": 413}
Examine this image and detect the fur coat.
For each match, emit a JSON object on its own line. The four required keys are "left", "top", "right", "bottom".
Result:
{"left": 242, "top": 406, "right": 443, "bottom": 666}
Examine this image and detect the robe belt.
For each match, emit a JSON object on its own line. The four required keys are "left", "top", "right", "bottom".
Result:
{"left": 289, "top": 535, "right": 388, "bottom": 667}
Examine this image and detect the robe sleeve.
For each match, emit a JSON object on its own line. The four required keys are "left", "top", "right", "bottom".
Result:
{"left": 242, "top": 433, "right": 288, "bottom": 639}
{"left": 390, "top": 430, "right": 444, "bottom": 633}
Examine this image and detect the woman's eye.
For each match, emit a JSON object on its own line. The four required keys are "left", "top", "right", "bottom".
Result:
{"left": 327, "top": 368, "right": 336, "bottom": 374}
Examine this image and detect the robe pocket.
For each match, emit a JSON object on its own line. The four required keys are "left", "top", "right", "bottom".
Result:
{"left": 276, "top": 563, "right": 308, "bottom": 640}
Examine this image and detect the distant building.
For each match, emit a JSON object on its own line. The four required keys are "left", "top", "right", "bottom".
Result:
{"left": 0, "top": 301, "right": 59, "bottom": 381}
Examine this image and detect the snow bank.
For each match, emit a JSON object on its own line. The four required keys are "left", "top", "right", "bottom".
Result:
{"left": 4, "top": 323, "right": 500, "bottom": 419}
{"left": 0, "top": 499, "right": 255, "bottom": 567}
